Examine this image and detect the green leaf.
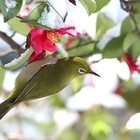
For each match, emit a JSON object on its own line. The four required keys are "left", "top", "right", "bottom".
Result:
{"left": 102, "top": 35, "right": 125, "bottom": 58}
{"left": 0, "top": 48, "right": 33, "bottom": 70}
{"left": 93, "top": 39, "right": 102, "bottom": 54}
{"left": 36, "top": 121, "right": 56, "bottom": 132}
{"left": 79, "top": 0, "right": 96, "bottom": 15}
{"left": 89, "top": 120, "right": 111, "bottom": 137}
{"left": 58, "top": 128, "right": 80, "bottom": 140}
{"left": 95, "top": 13, "right": 115, "bottom": 39}
{"left": 123, "top": 33, "right": 138, "bottom": 52}
{"left": 129, "top": 38, "right": 140, "bottom": 60}
{"left": 134, "top": 14, "right": 140, "bottom": 28}
{"left": 21, "top": 2, "right": 67, "bottom": 29}
{"left": 131, "top": 2, "right": 140, "bottom": 14}
{"left": 68, "top": 40, "right": 94, "bottom": 57}
{"left": 72, "top": 76, "right": 84, "bottom": 92}
{"left": 95, "top": 0, "right": 110, "bottom": 12}
{"left": 0, "top": 65, "right": 5, "bottom": 90}
{"left": 8, "top": 17, "right": 30, "bottom": 36}
{"left": 0, "top": 0, "right": 23, "bottom": 22}
{"left": 121, "top": 85, "right": 140, "bottom": 110}
{"left": 49, "top": 94, "right": 65, "bottom": 107}
{"left": 83, "top": 109, "right": 115, "bottom": 138}
{"left": 121, "top": 16, "right": 134, "bottom": 35}
{"left": 123, "top": 76, "right": 134, "bottom": 89}
{"left": 21, "top": 3, "right": 49, "bottom": 29}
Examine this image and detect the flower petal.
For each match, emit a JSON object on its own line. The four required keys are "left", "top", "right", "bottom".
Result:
{"left": 30, "top": 28, "right": 44, "bottom": 40}
{"left": 43, "top": 39, "right": 57, "bottom": 52}
{"left": 32, "top": 36, "right": 43, "bottom": 55}
{"left": 56, "top": 26, "right": 81, "bottom": 37}
{"left": 124, "top": 53, "right": 140, "bottom": 73}
{"left": 56, "top": 26, "right": 75, "bottom": 34}
{"left": 29, "top": 51, "right": 46, "bottom": 62}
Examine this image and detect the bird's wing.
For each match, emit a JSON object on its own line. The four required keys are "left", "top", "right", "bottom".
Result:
{"left": 13, "top": 58, "right": 57, "bottom": 103}
{"left": 13, "top": 73, "right": 39, "bottom": 103}
{"left": 16, "top": 57, "right": 57, "bottom": 83}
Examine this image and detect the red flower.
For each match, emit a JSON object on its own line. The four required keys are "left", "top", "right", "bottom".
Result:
{"left": 123, "top": 53, "right": 140, "bottom": 73}
{"left": 113, "top": 84, "right": 122, "bottom": 95}
{"left": 26, "top": 26, "right": 80, "bottom": 62}
{"left": 65, "top": 38, "right": 73, "bottom": 48}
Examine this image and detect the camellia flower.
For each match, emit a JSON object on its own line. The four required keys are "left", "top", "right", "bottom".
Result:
{"left": 26, "top": 26, "right": 80, "bottom": 62}
{"left": 113, "top": 84, "right": 122, "bottom": 95}
{"left": 123, "top": 53, "right": 140, "bottom": 74}
{"left": 65, "top": 38, "right": 73, "bottom": 48}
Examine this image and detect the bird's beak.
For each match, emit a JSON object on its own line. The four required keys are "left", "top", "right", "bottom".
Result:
{"left": 89, "top": 71, "right": 100, "bottom": 77}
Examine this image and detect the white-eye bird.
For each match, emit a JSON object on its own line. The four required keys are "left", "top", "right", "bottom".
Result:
{"left": 0, "top": 57, "right": 100, "bottom": 119}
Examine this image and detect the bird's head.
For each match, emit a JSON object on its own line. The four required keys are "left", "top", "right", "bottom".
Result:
{"left": 62, "top": 57, "right": 100, "bottom": 78}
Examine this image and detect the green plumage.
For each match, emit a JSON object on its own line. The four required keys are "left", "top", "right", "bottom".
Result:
{"left": 0, "top": 57, "right": 99, "bottom": 119}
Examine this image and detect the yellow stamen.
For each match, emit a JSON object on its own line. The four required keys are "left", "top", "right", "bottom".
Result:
{"left": 46, "top": 31, "right": 61, "bottom": 43}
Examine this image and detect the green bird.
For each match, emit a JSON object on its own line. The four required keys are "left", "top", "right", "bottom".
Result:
{"left": 0, "top": 57, "right": 100, "bottom": 119}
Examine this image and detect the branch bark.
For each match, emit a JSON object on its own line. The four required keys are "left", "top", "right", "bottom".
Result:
{"left": 120, "top": 0, "right": 140, "bottom": 36}
{"left": 0, "top": 31, "right": 25, "bottom": 54}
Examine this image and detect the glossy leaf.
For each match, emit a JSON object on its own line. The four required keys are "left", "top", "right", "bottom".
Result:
{"left": 0, "top": 48, "right": 33, "bottom": 70}
{"left": 49, "top": 94, "right": 65, "bottom": 107}
{"left": 121, "top": 85, "right": 140, "bottom": 110}
{"left": 123, "top": 76, "right": 134, "bottom": 89}
{"left": 89, "top": 120, "right": 111, "bottom": 136}
{"left": 131, "top": 3, "right": 140, "bottom": 14}
{"left": 102, "top": 35, "right": 125, "bottom": 58}
{"left": 79, "top": 0, "right": 96, "bottom": 15}
{"left": 129, "top": 38, "right": 140, "bottom": 60}
{"left": 0, "top": 0, "right": 22, "bottom": 22}
{"left": 96, "top": 13, "right": 115, "bottom": 39}
{"left": 72, "top": 77, "right": 84, "bottom": 92}
{"left": 8, "top": 17, "right": 30, "bottom": 35}
{"left": 36, "top": 121, "right": 56, "bottom": 132}
{"left": 95, "top": 0, "right": 110, "bottom": 12}
{"left": 121, "top": 16, "right": 134, "bottom": 35}
{"left": 135, "top": 14, "right": 140, "bottom": 28}
{"left": 0, "top": 65, "right": 5, "bottom": 90}
{"left": 68, "top": 40, "right": 94, "bottom": 57}
{"left": 58, "top": 128, "right": 80, "bottom": 140}
{"left": 21, "top": 3, "right": 49, "bottom": 29}
{"left": 84, "top": 109, "right": 114, "bottom": 138}
{"left": 123, "top": 33, "right": 138, "bottom": 52}
{"left": 93, "top": 40, "right": 101, "bottom": 54}
{"left": 21, "top": 2, "right": 67, "bottom": 29}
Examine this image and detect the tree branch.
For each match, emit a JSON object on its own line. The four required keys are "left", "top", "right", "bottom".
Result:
{"left": 0, "top": 31, "right": 25, "bottom": 54}
{"left": 120, "top": 0, "right": 140, "bottom": 36}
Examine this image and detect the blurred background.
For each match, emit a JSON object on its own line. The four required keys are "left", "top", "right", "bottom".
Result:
{"left": 1, "top": 0, "right": 140, "bottom": 140}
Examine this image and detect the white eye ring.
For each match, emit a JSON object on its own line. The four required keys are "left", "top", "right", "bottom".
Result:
{"left": 78, "top": 68, "right": 86, "bottom": 74}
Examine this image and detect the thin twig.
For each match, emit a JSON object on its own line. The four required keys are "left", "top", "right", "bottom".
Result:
{"left": 26, "top": 0, "right": 34, "bottom": 4}
{"left": 10, "top": 31, "right": 16, "bottom": 38}
{"left": 68, "top": 40, "right": 95, "bottom": 51}
{"left": 120, "top": 0, "right": 140, "bottom": 36}
{"left": 80, "top": 128, "right": 89, "bottom": 140}
{"left": 0, "top": 50, "right": 16, "bottom": 57}
{"left": 0, "top": 31, "right": 25, "bottom": 54}
{"left": 51, "top": 39, "right": 95, "bottom": 57}
{"left": 21, "top": 41, "right": 26, "bottom": 47}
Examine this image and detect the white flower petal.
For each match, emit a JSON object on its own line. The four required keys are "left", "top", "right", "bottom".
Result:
{"left": 126, "top": 113, "right": 140, "bottom": 129}
{"left": 53, "top": 109, "right": 79, "bottom": 128}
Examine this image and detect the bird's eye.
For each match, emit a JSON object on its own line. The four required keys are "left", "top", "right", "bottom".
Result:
{"left": 78, "top": 68, "right": 86, "bottom": 74}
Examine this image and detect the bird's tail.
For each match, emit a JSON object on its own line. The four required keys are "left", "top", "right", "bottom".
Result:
{"left": 0, "top": 97, "right": 16, "bottom": 120}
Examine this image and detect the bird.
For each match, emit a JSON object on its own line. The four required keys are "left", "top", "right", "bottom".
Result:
{"left": 0, "top": 56, "right": 100, "bottom": 119}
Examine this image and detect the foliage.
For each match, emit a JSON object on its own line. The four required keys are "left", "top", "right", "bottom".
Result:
{"left": 0, "top": 0, "right": 140, "bottom": 140}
